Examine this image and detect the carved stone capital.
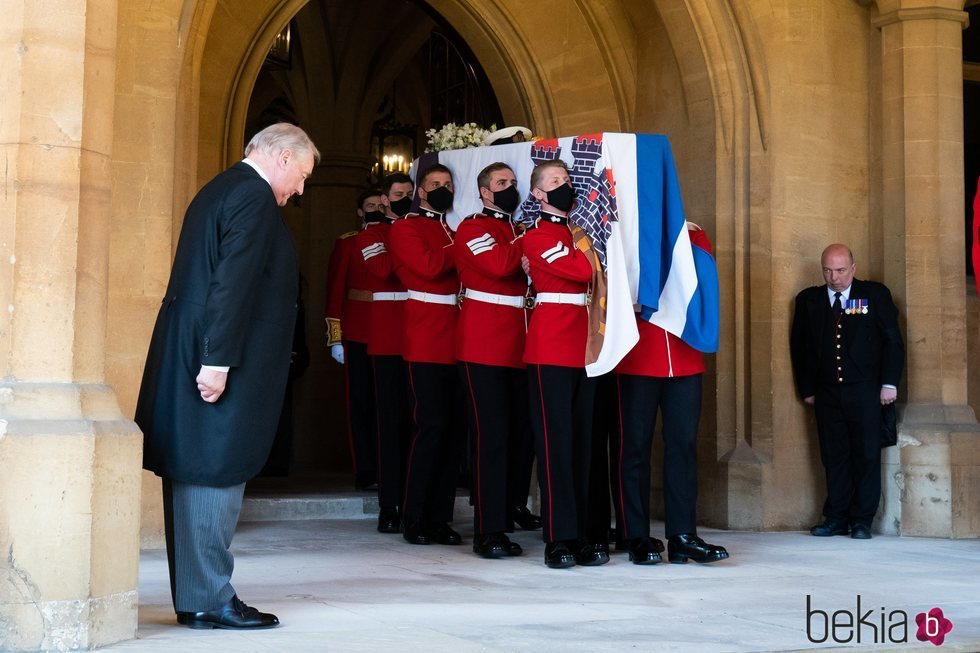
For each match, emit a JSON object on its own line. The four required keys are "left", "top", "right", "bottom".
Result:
{"left": 870, "top": 6, "right": 969, "bottom": 28}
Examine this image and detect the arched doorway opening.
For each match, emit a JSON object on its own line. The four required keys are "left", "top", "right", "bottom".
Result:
{"left": 239, "top": 0, "right": 507, "bottom": 485}
{"left": 120, "top": 0, "right": 782, "bottom": 538}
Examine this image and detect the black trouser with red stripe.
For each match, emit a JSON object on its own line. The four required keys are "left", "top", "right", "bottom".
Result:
{"left": 402, "top": 361, "right": 463, "bottom": 528}
{"left": 344, "top": 340, "right": 376, "bottom": 485}
{"left": 372, "top": 354, "right": 410, "bottom": 511}
{"left": 528, "top": 364, "right": 596, "bottom": 544}
{"left": 616, "top": 373, "right": 701, "bottom": 539}
{"left": 459, "top": 362, "right": 532, "bottom": 536}
{"left": 586, "top": 373, "right": 624, "bottom": 542}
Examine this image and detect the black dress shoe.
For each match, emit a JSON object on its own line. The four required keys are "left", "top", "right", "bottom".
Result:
{"left": 505, "top": 536, "right": 523, "bottom": 557}
{"left": 850, "top": 524, "right": 872, "bottom": 539}
{"left": 544, "top": 542, "right": 576, "bottom": 569}
{"left": 403, "top": 523, "right": 430, "bottom": 545}
{"left": 627, "top": 537, "right": 664, "bottom": 565}
{"left": 427, "top": 522, "right": 462, "bottom": 545}
{"left": 810, "top": 519, "right": 849, "bottom": 537}
{"left": 473, "top": 533, "right": 508, "bottom": 558}
{"left": 511, "top": 505, "right": 543, "bottom": 531}
{"left": 377, "top": 507, "right": 400, "bottom": 534}
{"left": 178, "top": 595, "right": 279, "bottom": 630}
{"left": 574, "top": 542, "right": 610, "bottom": 567}
{"left": 667, "top": 533, "right": 729, "bottom": 564}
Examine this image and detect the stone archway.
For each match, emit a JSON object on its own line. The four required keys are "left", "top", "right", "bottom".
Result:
{"left": 9, "top": 0, "right": 980, "bottom": 650}
{"left": 107, "top": 0, "right": 784, "bottom": 540}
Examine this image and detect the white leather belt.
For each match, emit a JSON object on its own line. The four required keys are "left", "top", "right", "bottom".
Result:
{"left": 463, "top": 288, "right": 525, "bottom": 308}
{"left": 373, "top": 292, "right": 408, "bottom": 301}
{"left": 407, "top": 290, "right": 458, "bottom": 306}
{"left": 535, "top": 292, "right": 588, "bottom": 306}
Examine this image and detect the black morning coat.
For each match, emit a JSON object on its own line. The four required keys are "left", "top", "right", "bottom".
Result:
{"left": 789, "top": 278, "right": 905, "bottom": 400}
{"left": 136, "top": 162, "right": 299, "bottom": 487}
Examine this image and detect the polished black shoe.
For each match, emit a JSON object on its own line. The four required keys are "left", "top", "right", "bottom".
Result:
{"left": 810, "top": 518, "right": 849, "bottom": 537}
{"left": 403, "top": 523, "right": 430, "bottom": 545}
{"left": 850, "top": 524, "right": 872, "bottom": 539}
{"left": 574, "top": 542, "right": 610, "bottom": 567}
{"left": 377, "top": 507, "right": 400, "bottom": 534}
{"left": 511, "top": 505, "right": 543, "bottom": 531}
{"left": 627, "top": 537, "right": 664, "bottom": 565}
{"left": 505, "top": 536, "right": 523, "bottom": 557}
{"left": 178, "top": 595, "right": 279, "bottom": 630}
{"left": 544, "top": 541, "right": 576, "bottom": 569}
{"left": 427, "top": 522, "right": 462, "bottom": 545}
{"left": 473, "top": 533, "right": 509, "bottom": 558}
{"left": 667, "top": 533, "right": 729, "bottom": 564}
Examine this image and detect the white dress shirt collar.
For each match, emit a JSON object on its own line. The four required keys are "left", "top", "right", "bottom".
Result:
{"left": 241, "top": 158, "right": 272, "bottom": 186}
{"left": 827, "top": 284, "right": 852, "bottom": 306}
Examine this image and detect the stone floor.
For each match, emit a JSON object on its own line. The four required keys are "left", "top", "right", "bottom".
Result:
{"left": 110, "top": 517, "right": 980, "bottom": 652}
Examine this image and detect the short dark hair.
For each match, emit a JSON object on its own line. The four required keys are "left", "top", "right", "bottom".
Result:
{"left": 381, "top": 173, "right": 413, "bottom": 195}
{"left": 418, "top": 163, "right": 453, "bottom": 188}
{"left": 357, "top": 188, "right": 382, "bottom": 210}
{"left": 477, "top": 162, "right": 514, "bottom": 190}
{"left": 530, "top": 160, "right": 568, "bottom": 190}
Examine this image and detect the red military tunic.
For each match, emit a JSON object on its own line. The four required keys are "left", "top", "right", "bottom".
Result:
{"left": 324, "top": 230, "right": 372, "bottom": 344}
{"left": 616, "top": 227, "right": 712, "bottom": 377}
{"left": 356, "top": 221, "right": 406, "bottom": 356}
{"left": 523, "top": 218, "right": 594, "bottom": 368}
{"left": 388, "top": 211, "right": 458, "bottom": 364}
{"left": 455, "top": 213, "right": 528, "bottom": 368}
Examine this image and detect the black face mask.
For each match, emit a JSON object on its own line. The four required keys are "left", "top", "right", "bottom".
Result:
{"left": 424, "top": 185, "right": 454, "bottom": 213}
{"left": 363, "top": 210, "right": 389, "bottom": 224}
{"left": 545, "top": 183, "right": 575, "bottom": 213}
{"left": 389, "top": 196, "right": 413, "bottom": 217}
{"left": 491, "top": 185, "right": 521, "bottom": 214}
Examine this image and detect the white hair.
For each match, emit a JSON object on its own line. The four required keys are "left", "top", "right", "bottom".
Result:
{"left": 244, "top": 123, "right": 320, "bottom": 164}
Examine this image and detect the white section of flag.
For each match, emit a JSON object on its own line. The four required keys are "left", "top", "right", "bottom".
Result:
{"left": 647, "top": 226, "right": 696, "bottom": 335}
{"left": 466, "top": 233, "right": 497, "bottom": 255}
{"left": 584, "top": 133, "right": 640, "bottom": 376}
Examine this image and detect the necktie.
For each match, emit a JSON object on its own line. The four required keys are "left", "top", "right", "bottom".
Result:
{"left": 833, "top": 291, "right": 842, "bottom": 315}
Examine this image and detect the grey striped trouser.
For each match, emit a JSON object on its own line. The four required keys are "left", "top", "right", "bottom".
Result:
{"left": 162, "top": 478, "right": 246, "bottom": 612}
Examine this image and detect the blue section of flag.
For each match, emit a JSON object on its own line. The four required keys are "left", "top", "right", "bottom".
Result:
{"left": 681, "top": 244, "right": 720, "bottom": 351}
{"left": 635, "top": 135, "right": 719, "bottom": 353}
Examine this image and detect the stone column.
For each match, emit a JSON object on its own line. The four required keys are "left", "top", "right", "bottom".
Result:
{"left": 0, "top": 1, "right": 143, "bottom": 650}
{"left": 872, "top": 0, "right": 980, "bottom": 537}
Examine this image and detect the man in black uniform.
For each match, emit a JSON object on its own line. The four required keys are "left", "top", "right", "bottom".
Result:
{"left": 790, "top": 243, "right": 904, "bottom": 540}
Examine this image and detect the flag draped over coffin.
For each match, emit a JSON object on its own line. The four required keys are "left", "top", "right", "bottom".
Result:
{"left": 411, "top": 132, "right": 719, "bottom": 376}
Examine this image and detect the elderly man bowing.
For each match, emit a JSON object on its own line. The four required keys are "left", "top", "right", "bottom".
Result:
{"left": 790, "top": 243, "right": 904, "bottom": 540}
{"left": 136, "top": 123, "right": 319, "bottom": 629}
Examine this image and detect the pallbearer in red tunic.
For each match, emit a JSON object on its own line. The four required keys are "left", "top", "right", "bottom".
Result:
{"left": 355, "top": 174, "right": 414, "bottom": 534}
{"left": 522, "top": 159, "right": 603, "bottom": 569}
{"left": 387, "top": 164, "right": 464, "bottom": 546}
{"left": 324, "top": 190, "right": 379, "bottom": 490}
{"left": 456, "top": 162, "right": 539, "bottom": 559}
{"left": 614, "top": 224, "right": 728, "bottom": 565}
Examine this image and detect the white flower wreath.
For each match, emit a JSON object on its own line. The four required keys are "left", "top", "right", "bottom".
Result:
{"left": 424, "top": 122, "right": 497, "bottom": 153}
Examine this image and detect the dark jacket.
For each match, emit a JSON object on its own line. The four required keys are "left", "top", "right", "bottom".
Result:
{"left": 136, "top": 162, "right": 299, "bottom": 486}
{"left": 790, "top": 278, "right": 904, "bottom": 400}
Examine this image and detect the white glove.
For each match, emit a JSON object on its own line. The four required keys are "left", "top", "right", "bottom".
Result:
{"left": 330, "top": 344, "right": 345, "bottom": 364}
